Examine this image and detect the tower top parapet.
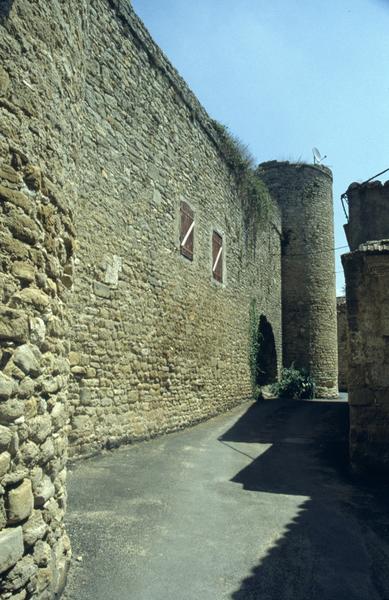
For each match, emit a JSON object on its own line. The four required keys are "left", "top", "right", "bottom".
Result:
{"left": 258, "top": 160, "right": 333, "bottom": 181}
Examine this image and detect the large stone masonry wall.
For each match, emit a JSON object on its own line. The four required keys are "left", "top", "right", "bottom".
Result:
{"left": 342, "top": 242, "right": 389, "bottom": 475}
{"left": 0, "top": 1, "right": 83, "bottom": 596}
{"left": 68, "top": 0, "right": 282, "bottom": 456}
{"left": 0, "top": 1, "right": 283, "bottom": 595}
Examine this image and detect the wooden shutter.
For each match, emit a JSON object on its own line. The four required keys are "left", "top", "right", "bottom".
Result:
{"left": 212, "top": 231, "right": 223, "bottom": 283}
{"left": 180, "top": 201, "right": 194, "bottom": 260}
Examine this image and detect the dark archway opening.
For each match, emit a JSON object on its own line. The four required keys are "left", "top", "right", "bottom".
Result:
{"left": 0, "top": 0, "right": 13, "bottom": 20}
{"left": 255, "top": 315, "right": 277, "bottom": 386}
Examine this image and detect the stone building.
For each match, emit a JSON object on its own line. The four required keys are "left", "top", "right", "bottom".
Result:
{"left": 0, "top": 1, "right": 338, "bottom": 597}
{"left": 342, "top": 180, "right": 389, "bottom": 475}
{"left": 258, "top": 161, "right": 338, "bottom": 398}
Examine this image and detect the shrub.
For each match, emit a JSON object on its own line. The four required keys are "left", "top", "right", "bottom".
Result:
{"left": 272, "top": 365, "right": 315, "bottom": 400}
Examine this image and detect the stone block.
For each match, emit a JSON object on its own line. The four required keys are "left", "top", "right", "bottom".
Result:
{"left": 29, "top": 317, "right": 46, "bottom": 346}
{"left": 0, "top": 425, "right": 12, "bottom": 451}
{"left": 0, "top": 308, "right": 29, "bottom": 343}
{"left": 3, "top": 359, "right": 25, "bottom": 381}
{"left": 33, "top": 540, "right": 52, "bottom": 567}
{"left": 33, "top": 475, "right": 55, "bottom": 508}
{"left": 104, "top": 254, "right": 122, "bottom": 285}
{"left": 0, "top": 186, "right": 30, "bottom": 213}
{"left": 18, "top": 377, "right": 35, "bottom": 400}
{"left": 22, "top": 510, "right": 47, "bottom": 546}
{"left": 68, "top": 352, "right": 81, "bottom": 366}
{"left": 13, "top": 345, "right": 41, "bottom": 377}
{"left": 2, "top": 469, "right": 28, "bottom": 488}
{"left": 41, "top": 376, "right": 62, "bottom": 394}
{"left": 28, "top": 415, "right": 51, "bottom": 444}
{"left": 20, "top": 440, "right": 40, "bottom": 465}
{"left": 72, "top": 415, "right": 93, "bottom": 432}
{"left": 93, "top": 281, "right": 111, "bottom": 298}
{"left": 2, "top": 554, "right": 37, "bottom": 592}
{"left": 71, "top": 366, "right": 87, "bottom": 377}
{"left": 24, "top": 397, "right": 37, "bottom": 419}
{"left": 0, "top": 399, "right": 24, "bottom": 424}
{"left": 12, "top": 261, "right": 35, "bottom": 283}
{"left": 0, "top": 164, "right": 21, "bottom": 184}
{"left": 0, "top": 373, "right": 15, "bottom": 400}
{"left": 0, "top": 451, "right": 11, "bottom": 477}
{"left": 6, "top": 211, "right": 41, "bottom": 245}
{"left": 10, "top": 287, "right": 50, "bottom": 310}
{"left": 0, "top": 526, "right": 24, "bottom": 574}
{"left": 24, "top": 165, "right": 42, "bottom": 191}
{"left": 51, "top": 403, "right": 66, "bottom": 429}
{"left": 0, "top": 67, "right": 10, "bottom": 97}
{"left": 8, "top": 589, "right": 27, "bottom": 600}
{"left": 7, "top": 479, "right": 34, "bottom": 524}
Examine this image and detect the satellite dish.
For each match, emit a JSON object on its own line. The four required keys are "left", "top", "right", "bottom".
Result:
{"left": 312, "top": 147, "right": 327, "bottom": 164}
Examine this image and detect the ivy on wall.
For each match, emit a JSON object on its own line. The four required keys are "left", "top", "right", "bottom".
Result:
{"left": 249, "top": 298, "right": 260, "bottom": 396}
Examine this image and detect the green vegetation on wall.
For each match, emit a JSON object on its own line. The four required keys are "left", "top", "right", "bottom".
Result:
{"left": 212, "top": 120, "right": 274, "bottom": 247}
{"left": 249, "top": 299, "right": 260, "bottom": 396}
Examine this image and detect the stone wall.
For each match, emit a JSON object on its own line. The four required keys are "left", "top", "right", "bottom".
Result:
{"left": 342, "top": 177, "right": 389, "bottom": 475}
{"left": 257, "top": 161, "right": 338, "bottom": 397}
{"left": 0, "top": 1, "right": 283, "bottom": 595}
{"left": 337, "top": 297, "right": 348, "bottom": 392}
{"left": 1, "top": 0, "right": 283, "bottom": 450}
{"left": 68, "top": 0, "right": 282, "bottom": 456}
{"left": 0, "top": 158, "right": 74, "bottom": 597}
{"left": 342, "top": 241, "right": 389, "bottom": 475}
{"left": 344, "top": 180, "right": 389, "bottom": 251}
{"left": 0, "top": 1, "right": 85, "bottom": 596}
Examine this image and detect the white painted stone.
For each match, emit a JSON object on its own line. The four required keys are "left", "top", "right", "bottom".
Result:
{"left": 104, "top": 254, "right": 122, "bottom": 286}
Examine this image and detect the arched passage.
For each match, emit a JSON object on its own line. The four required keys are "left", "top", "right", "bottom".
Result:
{"left": 255, "top": 315, "right": 277, "bottom": 386}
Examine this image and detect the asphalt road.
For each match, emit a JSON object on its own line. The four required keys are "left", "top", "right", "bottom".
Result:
{"left": 62, "top": 397, "right": 389, "bottom": 600}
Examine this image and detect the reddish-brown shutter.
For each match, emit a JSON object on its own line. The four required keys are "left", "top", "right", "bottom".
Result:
{"left": 180, "top": 201, "right": 194, "bottom": 260}
{"left": 212, "top": 231, "right": 223, "bottom": 283}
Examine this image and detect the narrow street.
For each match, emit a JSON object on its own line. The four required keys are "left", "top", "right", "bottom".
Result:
{"left": 63, "top": 397, "right": 389, "bottom": 600}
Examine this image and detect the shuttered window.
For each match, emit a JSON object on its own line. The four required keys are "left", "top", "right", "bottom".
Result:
{"left": 180, "top": 201, "right": 194, "bottom": 261}
{"left": 212, "top": 231, "right": 223, "bottom": 283}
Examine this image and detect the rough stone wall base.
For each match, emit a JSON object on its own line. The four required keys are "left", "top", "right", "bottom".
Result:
{"left": 343, "top": 242, "right": 389, "bottom": 475}
{"left": 0, "top": 155, "right": 74, "bottom": 599}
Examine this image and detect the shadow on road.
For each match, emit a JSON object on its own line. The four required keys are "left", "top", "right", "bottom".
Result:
{"left": 219, "top": 399, "right": 389, "bottom": 600}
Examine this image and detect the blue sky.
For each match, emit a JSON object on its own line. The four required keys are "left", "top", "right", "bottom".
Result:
{"left": 132, "top": 0, "right": 389, "bottom": 294}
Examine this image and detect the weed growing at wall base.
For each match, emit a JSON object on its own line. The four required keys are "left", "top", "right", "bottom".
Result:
{"left": 272, "top": 365, "right": 315, "bottom": 400}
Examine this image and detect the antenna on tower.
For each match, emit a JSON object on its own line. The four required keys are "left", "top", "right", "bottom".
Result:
{"left": 312, "top": 147, "right": 327, "bottom": 165}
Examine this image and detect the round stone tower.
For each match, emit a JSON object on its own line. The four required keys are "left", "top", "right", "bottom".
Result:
{"left": 257, "top": 161, "right": 338, "bottom": 398}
